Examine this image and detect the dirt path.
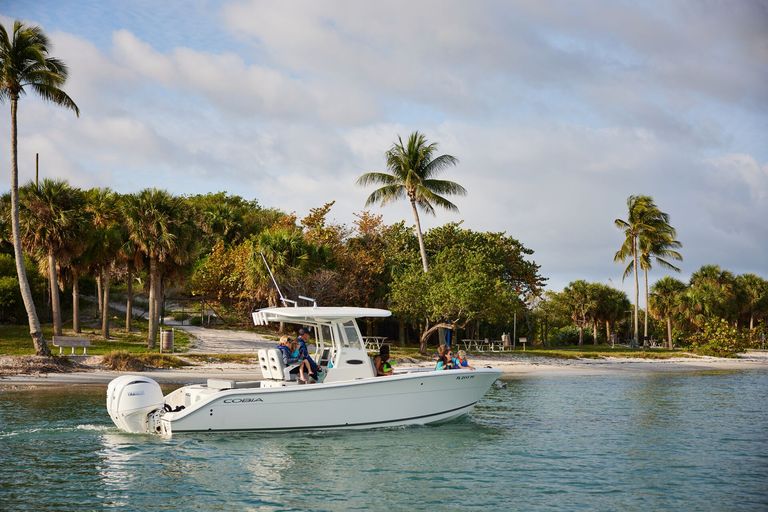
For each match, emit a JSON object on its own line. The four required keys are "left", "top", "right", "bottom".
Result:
{"left": 175, "top": 325, "right": 276, "bottom": 354}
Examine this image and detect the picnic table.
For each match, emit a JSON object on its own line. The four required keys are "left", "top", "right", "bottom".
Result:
{"left": 459, "top": 339, "right": 509, "bottom": 352}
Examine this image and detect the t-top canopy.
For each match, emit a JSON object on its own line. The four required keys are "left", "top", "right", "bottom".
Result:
{"left": 252, "top": 306, "right": 391, "bottom": 326}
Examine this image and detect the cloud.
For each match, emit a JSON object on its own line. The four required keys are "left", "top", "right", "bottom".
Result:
{"left": 0, "top": 2, "right": 765, "bottom": 296}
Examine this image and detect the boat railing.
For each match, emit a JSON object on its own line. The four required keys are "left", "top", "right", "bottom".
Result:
{"left": 362, "top": 336, "right": 388, "bottom": 351}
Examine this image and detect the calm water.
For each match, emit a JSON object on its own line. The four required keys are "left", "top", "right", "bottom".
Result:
{"left": 1, "top": 371, "right": 767, "bottom": 511}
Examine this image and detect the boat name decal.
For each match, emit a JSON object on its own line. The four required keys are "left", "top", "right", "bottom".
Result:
{"left": 456, "top": 375, "right": 475, "bottom": 381}
{"left": 127, "top": 391, "right": 144, "bottom": 396}
{"left": 223, "top": 397, "right": 264, "bottom": 404}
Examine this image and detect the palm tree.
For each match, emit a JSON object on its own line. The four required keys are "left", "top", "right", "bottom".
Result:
{"left": 0, "top": 21, "right": 79, "bottom": 355}
{"left": 686, "top": 265, "right": 737, "bottom": 326}
{"left": 19, "top": 179, "right": 86, "bottom": 337}
{"left": 735, "top": 274, "right": 768, "bottom": 337}
{"left": 630, "top": 209, "right": 682, "bottom": 341}
{"left": 649, "top": 276, "right": 687, "bottom": 349}
{"left": 357, "top": 131, "right": 465, "bottom": 273}
{"left": 122, "top": 189, "right": 188, "bottom": 347}
{"left": 85, "top": 188, "right": 124, "bottom": 340}
{"left": 614, "top": 195, "right": 668, "bottom": 347}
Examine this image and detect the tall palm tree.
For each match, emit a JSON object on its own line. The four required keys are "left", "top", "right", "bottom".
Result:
{"left": 357, "top": 131, "right": 465, "bottom": 273}
{"left": 122, "top": 189, "right": 188, "bottom": 347}
{"left": 649, "top": 276, "right": 687, "bottom": 349}
{"left": 625, "top": 208, "right": 682, "bottom": 342}
{"left": 19, "top": 179, "right": 86, "bottom": 337}
{"left": 614, "top": 195, "right": 658, "bottom": 347}
{"left": 85, "top": 188, "right": 124, "bottom": 340}
{"left": 0, "top": 21, "right": 79, "bottom": 355}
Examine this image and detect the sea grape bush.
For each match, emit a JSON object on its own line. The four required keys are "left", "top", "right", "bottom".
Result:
{"left": 688, "top": 318, "right": 748, "bottom": 357}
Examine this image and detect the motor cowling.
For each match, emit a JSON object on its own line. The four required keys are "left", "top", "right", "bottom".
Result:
{"left": 107, "top": 375, "right": 165, "bottom": 434}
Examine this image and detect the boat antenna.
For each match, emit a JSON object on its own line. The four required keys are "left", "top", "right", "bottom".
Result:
{"left": 259, "top": 252, "right": 295, "bottom": 307}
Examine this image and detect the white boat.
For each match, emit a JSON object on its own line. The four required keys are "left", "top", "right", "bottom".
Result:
{"left": 107, "top": 306, "right": 501, "bottom": 435}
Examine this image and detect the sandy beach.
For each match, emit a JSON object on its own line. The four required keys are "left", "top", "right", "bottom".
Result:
{"left": 1, "top": 350, "right": 766, "bottom": 387}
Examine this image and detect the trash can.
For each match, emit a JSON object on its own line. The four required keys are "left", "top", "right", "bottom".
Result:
{"left": 160, "top": 329, "right": 174, "bottom": 353}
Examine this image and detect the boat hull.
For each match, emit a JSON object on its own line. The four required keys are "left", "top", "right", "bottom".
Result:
{"left": 162, "top": 368, "right": 501, "bottom": 434}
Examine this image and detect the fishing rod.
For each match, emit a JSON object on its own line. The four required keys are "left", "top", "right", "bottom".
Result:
{"left": 259, "top": 252, "right": 295, "bottom": 307}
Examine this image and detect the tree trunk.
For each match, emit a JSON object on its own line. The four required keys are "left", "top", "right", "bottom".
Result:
{"left": 159, "top": 277, "right": 165, "bottom": 328}
{"left": 72, "top": 272, "right": 80, "bottom": 333}
{"left": 101, "top": 268, "right": 110, "bottom": 339}
{"left": 398, "top": 318, "right": 406, "bottom": 346}
{"left": 749, "top": 314, "right": 754, "bottom": 341}
{"left": 420, "top": 322, "right": 453, "bottom": 354}
{"left": 147, "top": 258, "right": 157, "bottom": 348}
{"left": 643, "top": 267, "right": 649, "bottom": 345}
{"left": 593, "top": 320, "right": 598, "bottom": 345}
{"left": 9, "top": 96, "right": 49, "bottom": 356}
{"left": 632, "top": 237, "right": 639, "bottom": 348}
{"left": 125, "top": 268, "right": 133, "bottom": 332}
{"left": 48, "top": 252, "right": 63, "bottom": 336}
{"left": 578, "top": 325, "right": 584, "bottom": 346}
{"left": 410, "top": 198, "right": 429, "bottom": 273}
{"left": 666, "top": 316, "right": 673, "bottom": 349}
{"left": 605, "top": 320, "right": 611, "bottom": 345}
{"left": 96, "top": 273, "right": 103, "bottom": 316}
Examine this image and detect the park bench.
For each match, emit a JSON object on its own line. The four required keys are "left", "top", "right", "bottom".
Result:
{"left": 52, "top": 336, "right": 91, "bottom": 355}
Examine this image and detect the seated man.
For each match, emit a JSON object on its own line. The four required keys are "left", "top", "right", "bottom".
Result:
{"left": 297, "top": 331, "right": 320, "bottom": 381}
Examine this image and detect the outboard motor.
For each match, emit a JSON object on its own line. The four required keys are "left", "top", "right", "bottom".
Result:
{"left": 107, "top": 375, "right": 165, "bottom": 434}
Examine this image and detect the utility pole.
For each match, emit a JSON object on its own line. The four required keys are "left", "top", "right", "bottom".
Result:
{"left": 513, "top": 310, "right": 517, "bottom": 350}
{"left": 35, "top": 153, "right": 39, "bottom": 190}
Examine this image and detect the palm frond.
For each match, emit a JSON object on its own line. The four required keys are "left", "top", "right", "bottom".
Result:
{"left": 364, "top": 184, "right": 405, "bottom": 207}
{"left": 30, "top": 83, "right": 79, "bottom": 115}
{"left": 356, "top": 172, "right": 398, "bottom": 187}
{"left": 422, "top": 178, "right": 467, "bottom": 196}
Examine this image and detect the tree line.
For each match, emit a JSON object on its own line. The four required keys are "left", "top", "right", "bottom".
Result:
{"left": 537, "top": 268, "right": 767, "bottom": 351}
{"left": 1, "top": 20, "right": 764, "bottom": 358}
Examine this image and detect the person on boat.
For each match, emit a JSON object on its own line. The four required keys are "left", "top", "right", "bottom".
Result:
{"left": 373, "top": 344, "right": 394, "bottom": 376}
{"left": 276, "top": 336, "right": 297, "bottom": 366}
{"left": 296, "top": 330, "right": 319, "bottom": 381}
{"left": 435, "top": 349, "right": 456, "bottom": 370}
{"left": 455, "top": 350, "right": 475, "bottom": 370}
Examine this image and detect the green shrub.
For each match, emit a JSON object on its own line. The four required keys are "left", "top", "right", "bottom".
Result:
{"left": 549, "top": 325, "right": 594, "bottom": 345}
{"left": 688, "top": 318, "right": 748, "bottom": 357}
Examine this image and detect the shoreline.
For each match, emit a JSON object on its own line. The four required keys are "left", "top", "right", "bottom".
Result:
{"left": 1, "top": 351, "right": 767, "bottom": 387}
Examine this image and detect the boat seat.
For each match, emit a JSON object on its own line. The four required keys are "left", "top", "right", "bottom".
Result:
{"left": 207, "top": 379, "right": 235, "bottom": 389}
{"left": 258, "top": 349, "right": 271, "bottom": 379}
{"left": 267, "top": 348, "right": 298, "bottom": 381}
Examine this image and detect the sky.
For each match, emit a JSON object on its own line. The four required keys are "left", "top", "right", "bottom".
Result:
{"left": 1, "top": 0, "right": 766, "bottom": 297}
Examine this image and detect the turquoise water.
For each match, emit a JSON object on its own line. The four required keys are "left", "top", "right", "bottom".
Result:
{"left": 1, "top": 370, "right": 767, "bottom": 511}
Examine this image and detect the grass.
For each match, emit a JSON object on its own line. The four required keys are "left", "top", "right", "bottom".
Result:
{"left": 368, "top": 342, "right": 696, "bottom": 361}
{"left": 482, "top": 344, "right": 695, "bottom": 360}
{"left": 0, "top": 301, "right": 191, "bottom": 356}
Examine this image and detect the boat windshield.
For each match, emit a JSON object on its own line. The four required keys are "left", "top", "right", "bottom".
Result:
{"left": 342, "top": 320, "right": 361, "bottom": 348}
